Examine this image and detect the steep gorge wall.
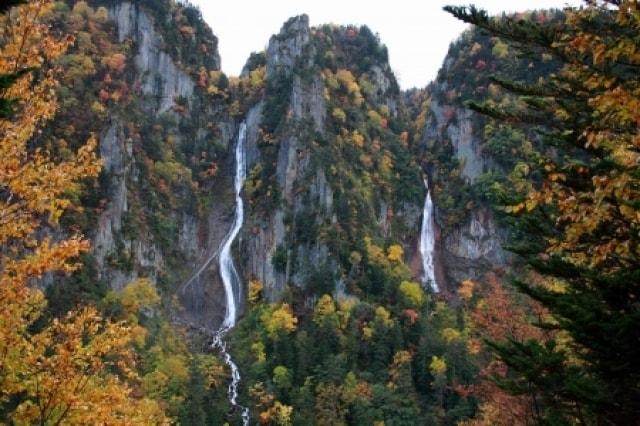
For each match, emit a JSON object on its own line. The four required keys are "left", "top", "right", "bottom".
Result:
{"left": 421, "top": 93, "right": 506, "bottom": 285}
{"left": 54, "top": 1, "right": 533, "bottom": 329}
{"left": 240, "top": 16, "right": 425, "bottom": 302}
{"left": 413, "top": 22, "right": 560, "bottom": 287}
{"left": 66, "top": 0, "right": 237, "bottom": 329}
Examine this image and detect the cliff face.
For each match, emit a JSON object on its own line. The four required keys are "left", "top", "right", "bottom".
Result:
{"left": 242, "top": 16, "right": 327, "bottom": 302}
{"left": 239, "top": 16, "right": 424, "bottom": 302}
{"left": 410, "top": 32, "right": 508, "bottom": 287}
{"left": 110, "top": 2, "right": 196, "bottom": 113}
{"left": 410, "top": 22, "right": 561, "bottom": 287}
{"left": 36, "top": 4, "right": 568, "bottom": 423}
{"left": 51, "top": 1, "right": 530, "bottom": 331}
{"left": 54, "top": 0, "right": 237, "bottom": 329}
{"left": 420, "top": 89, "right": 506, "bottom": 285}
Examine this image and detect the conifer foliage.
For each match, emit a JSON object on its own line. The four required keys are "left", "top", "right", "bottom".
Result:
{"left": 446, "top": 1, "right": 640, "bottom": 423}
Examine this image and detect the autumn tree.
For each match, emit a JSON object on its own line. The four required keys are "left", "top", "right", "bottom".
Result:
{"left": 447, "top": 1, "right": 640, "bottom": 423}
{"left": 0, "top": 1, "right": 166, "bottom": 423}
{"left": 459, "top": 274, "right": 551, "bottom": 425}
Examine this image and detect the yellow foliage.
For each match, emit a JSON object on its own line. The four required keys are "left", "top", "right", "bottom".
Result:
{"left": 337, "top": 298, "right": 356, "bottom": 330}
{"left": 313, "top": 294, "right": 336, "bottom": 324}
{"left": 353, "top": 91, "right": 364, "bottom": 106}
{"left": 365, "top": 237, "right": 386, "bottom": 264}
{"left": 492, "top": 39, "right": 510, "bottom": 58}
{"left": 332, "top": 107, "right": 347, "bottom": 123}
{"left": 441, "top": 327, "right": 462, "bottom": 343}
{"left": 458, "top": 279, "right": 475, "bottom": 300}
{"left": 367, "top": 110, "right": 383, "bottom": 126}
{"left": 379, "top": 153, "right": 394, "bottom": 176}
{"left": 543, "top": 278, "right": 568, "bottom": 294}
{"left": 375, "top": 306, "right": 393, "bottom": 327}
{"left": 249, "top": 279, "right": 264, "bottom": 305}
{"left": 251, "top": 381, "right": 292, "bottom": 425}
{"left": 121, "top": 278, "right": 161, "bottom": 315}
{"left": 261, "top": 304, "right": 298, "bottom": 337}
{"left": 104, "top": 52, "right": 127, "bottom": 73}
{"left": 398, "top": 281, "right": 426, "bottom": 307}
{"left": 362, "top": 325, "right": 374, "bottom": 340}
{"left": 466, "top": 338, "right": 482, "bottom": 355}
{"left": 8, "top": 308, "right": 168, "bottom": 424}
{"left": 430, "top": 356, "right": 447, "bottom": 376}
{"left": 349, "top": 251, "right": 362, "bottom": 266}
{"left": 249, "top": 66, "right": 266, "bottom": 89}
{"left": 91, "top": 100, "right": 106, "bottom": 115}
{"left": 387, "top": 351, "right": 413, "bottom": 390}
{"left": 273, "top": 365, "right": 291, "bottom": 388}
{"left": 387, "top": 244, "right": 404, "bottom": 263}
{"left": 323, "top": 70, "right": 339, "bottom": 90}
{"left": 336, "top": 69, "right": 356, "bottom": 90}
{"left": 207, "top": 83, "right": 222, "bottom": 95}
{"left": 351, "top": 130, "right": 365, "bottom": 148}
{"left": 198, "top": 354, "right": 227, "bottom": 389}
{"left": 268, "top": 401, "right": 294, "bottom": 426}
{"left": 252, "top": 341, "right": 266, "bottom": 363}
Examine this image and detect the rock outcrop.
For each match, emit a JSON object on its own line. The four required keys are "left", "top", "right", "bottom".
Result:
{"left": 85, "top": 0, "right": 234, "bottom": 329}
{"left": 240, "top": 16, "right": 423, "bottom": 302}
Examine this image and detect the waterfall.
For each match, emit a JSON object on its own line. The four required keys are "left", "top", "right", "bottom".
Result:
{"left": 211, "top": 123, "right": 250, "bottom": 425}
{"left": 419, "top": 178, "right": 439, "bottom": 292}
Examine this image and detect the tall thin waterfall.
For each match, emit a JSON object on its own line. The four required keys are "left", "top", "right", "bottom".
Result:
{"left": 211, "top": 123, "right": 250, "bottom": 425}
{"left": 419, "top": 178, "right": 439, "bottom": 292}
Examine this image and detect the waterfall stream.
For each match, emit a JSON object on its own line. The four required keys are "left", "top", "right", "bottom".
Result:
{"left": 419, "top": 178, "right": 439, "bottom": 292}
{"left": 211, "top": 122, "right": 250, "bottom": 425}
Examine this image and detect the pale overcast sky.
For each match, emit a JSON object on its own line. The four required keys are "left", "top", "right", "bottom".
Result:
{"left": 190, "top": 1, "right": 581, "bottom": 89}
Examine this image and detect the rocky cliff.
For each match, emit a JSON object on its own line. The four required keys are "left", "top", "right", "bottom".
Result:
{"left": 48, "top": 0, "right": 241, "bottom": 329}
{"left": 238, "top": 16, "right": 425, "bottom": 303}
{"left": 50, "top": 0, "right": 533, "bottom": 331}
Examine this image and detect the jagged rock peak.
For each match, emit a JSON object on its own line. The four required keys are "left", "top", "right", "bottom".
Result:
{"left": 266, "top": 14, "right": 311, "bottom": 77}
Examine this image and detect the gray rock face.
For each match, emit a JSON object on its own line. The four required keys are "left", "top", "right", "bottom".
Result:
{"left": 94, "top": 119, "right": 126, "bottom": 270}
{"left": 90, "top": 2, "right": 232, "bottom": 330}
{"left": 109, "top": 1, "right": 195, "bottom": 113}
{"left": 292, "top": 75, "right": 326, "bottom": 132}
{"left": 420, "top": 95, "right": 506, "bottom": 287}
{"left": 245, "top": 102, "right": 264, "bottom": 168}
{"left": 426, "top": 99, "right": 487, "bottom": 182}
{"left": 242, "top": 15, "right": 329, "bottom": 301}
{"left": 368, "top": 65, "right": 398, "bottom": 117}
{"left": 244, "top": 210, "right": 286, "bottom": 303}
{"left": 444, "top": 208, "right": 504, "bottom": 263}
{"left": 242, "top": 15, "right": 426, "bottom": 301}
{"left": 94, "top": 119, "right": 165, "bottom": 291}
{"left": 266, "top": 15, "right": 312, "bottom": 78}
{"left": 310, "top": 168, "right": 333, "bottom": 213}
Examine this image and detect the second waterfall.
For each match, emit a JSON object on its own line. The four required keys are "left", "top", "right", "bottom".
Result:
{"left": 419, "top": 178, "right": 439, "bottom": 293}
{"left": 211, "top": 122, "right": 250, "bottom": 425}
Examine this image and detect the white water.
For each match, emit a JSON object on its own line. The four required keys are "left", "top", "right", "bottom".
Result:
{"left": 419, "top": 178, "right": 439, "bottom": 292}
{"left": 211, "top": 123, "right": 250, "bottom": 425}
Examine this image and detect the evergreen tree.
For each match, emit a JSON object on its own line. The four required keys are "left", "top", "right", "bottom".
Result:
{"left": 445, "top": 2, "right": 640, "bottom": 423}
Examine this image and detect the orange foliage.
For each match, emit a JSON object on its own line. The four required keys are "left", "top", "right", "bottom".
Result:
{"left": 105, "top": 52, "right": 127, "bottom": 73}
{"left": 461, "top": 273, "right": 551, "bottom": 425}
{"left": 0, "top": 2, "right": 167, "bottom": 422}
